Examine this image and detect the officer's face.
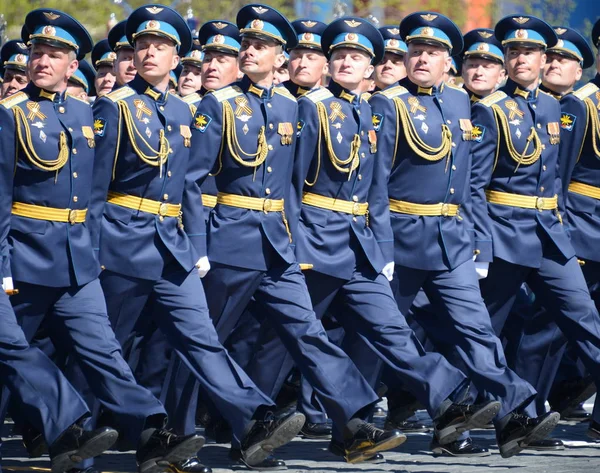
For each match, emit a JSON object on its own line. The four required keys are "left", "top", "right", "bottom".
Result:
{"left": 95, "top": 65, "right": 116, "bottom": 97}
{"left": 288, "top": 48, "right": 328, "bottom": 88}
{"left": 273, "top": 64, "right": 290, "bottom": 84}
{"left": 134, "top": 35, "right": 180, "bottom": 87}
{"left": 505, "top": 46, "right": 546, "bottom": 87}
{"left": 0, "top": 68, "right": 29, "bottom": 98}
{"left": 374, "top": 52, "right": 406, "bottom": 89}
{"left": 462, "top": 57, "right": 506, "bottom": 96}
{"left": 329, "top": 48, "right": 374, "bottom": 91}
{"left": 405, "top": 43, "right": 450, "bottom": 87}
{"left": 66, "top": 83, "right": 88, "bottom": 101}
{"left": 202, "top": 50, "right": 240, "bottom": 91}
{"left": 542, "top": 53, "right": 582, "bottom": 91}
{"left": 28, "top": 43, "right": 78, "bottom": 92}
{"left": 239, "top": 37, "right": 285, "bottom": 79}
{"left": 115, "top": 49, "right": 136, "bottom": 85}
{"left": 178, "top": 63, "right": 202, "bottom": 96}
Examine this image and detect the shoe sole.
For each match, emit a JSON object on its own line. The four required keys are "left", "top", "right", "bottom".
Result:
{"left": 524, "top": 444, "right": 565, "bottom": 451}
{"left": 587, "top": 428, "right": 600, "bottom": 440}
{"left": 385, "top": 423, "right": 430, "bottom": 433}
{"left": 51, "top": 429, "right": 118, "bottom": 473}
{"left": 436, "top": 401, "right": 501, "bottom": 445}
{"left": 431, "top": 446, "right": 491, "bottom": 457}
{"left": 556, "top": 383, "right": 596, "bottom": 418}
{"left": 138, "top": 435, "right": 206, "bottom": 473}
{"left": 236, "top": 457, "right": 288, "bottom": 471}
{"left": 299, "top": 430, "right": 332, "bottom": 440}
{"left": 499, "top": 412, "right": 560, "bottom": 459}
{"left": 243, "top": 413, "right": 305, "bottom": 467}
{"left": 345, "top": 432, "right": 407, "bottom": 464}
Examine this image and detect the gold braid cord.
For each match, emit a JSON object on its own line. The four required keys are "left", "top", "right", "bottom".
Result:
{"left": 491, "top": 104, "right": 542, "bottom": 170}
{"left": 118, "top": 101, "right": 169, "bottom": 168}
{"left": 316, "top": 102, "right": 360, "bottom": 181}
{"left": 584, "top": 97, "right": 600, "bottom": 157}
{"left": 13, "top": 106, "right": 69, "bottom": 175}
{"left": 393, "top": 97, "right": 452, "bottom": 169}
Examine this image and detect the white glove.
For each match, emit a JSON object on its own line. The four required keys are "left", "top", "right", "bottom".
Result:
{"left": 382, "top": 262, "right": 395, "bottom": 282}
{"left": 2, "top": 277, "right": 14, "bottom": 292}
{"left": 195, "top": 256, "right": 211, "bottom": 279}
{"left": 474, "top": 262, "right": 489, "bottom": 280}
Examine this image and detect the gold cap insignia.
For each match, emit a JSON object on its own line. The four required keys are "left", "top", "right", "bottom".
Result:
{"left": 478, "top": 31, "right": 493, "bottom": 39}
{"left": 213, "top": 22, "right": 228, "bottom": 30}
{"left": 302, "top": 32, "right": 314, "bottom": 42}
{"left": 344, "top": 20, "right": 362, "bottom": 28}
{"left": 555, "top": 28, "right": 567, "bottom": 35}
{"left": 513, "top": 17, "right": 530, "bottom": 25}
{"left": 251, "top": 19, "right": 264, "bottom": 30}
{"left": 146, "top": 20, "right": 160, "bottom": 30}
{"left": 17, "top": 42, "right": 27, "bottom": 50}
{"left": 107, "top": 52, "right": 117, "bottom": 60}
{"left": 388, "top": 39, "right": 399, "bottom": 48}
{"left": 515, "top": 29, "right": 528, "bottom": 39}
{"left": 252, "top": 6, "right": 269, "bottom": 14}
{"left": 212, "top": 34, "right": 225, "bottom": 44}
{"left": 191, "top": 50, "right": 202, "bottom": 58}
{"left": 421, "top": 27, "right": 434, "bottom": 37}
{"left": 420, "top": 14, "right": 438, "bottom": 21}
{"left": 146, "top": 7, "right": 164, "bottom": 14}
{"left": 42, "top": 25, "right": 56, "bottom": 36}
{"left": 43, "top": 12, "right": 60, "bottom": 21}
{"left": 301, "top": 21, "right": 317, "bottom": 28}
{"left": 387, "top": 28, "right": 400, "bottom": 35}
{"left": 556, "top": 39, "right": 564, "bottom": 48}
{"left": 345, "top": 33, "right": 358, "bottom": 42}
{"left": 15, "top": 54, "right": 27, "bottom": 64}
{"left": 476, "top": 43, "right": 490, "bottom": 52}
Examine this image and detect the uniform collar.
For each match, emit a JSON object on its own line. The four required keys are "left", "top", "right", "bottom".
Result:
{"left": 129, "top": 75, "right": 169, "bottom": 103}
{"left": 328, "top": 80, "right": 361, "bottom": 104}
{"left": 539, "top": 83, "right": 563, "bottom": 100}
{"left": 464, "top": 87, "right": 483, "bottom": 103}
{"left": 240, "top": 75, "right": 274, "bottom": 98}
{"left": 506, "top": 78, "right": 539, "bottom": 102}
{"left": 25, "top": 83, "right": 66, "bottom": 103}
{"left": 401, "top": 77, "right": 445, "bottom": 96}
{"left": 282, "top": 80, "right": 312, "bottom": 98}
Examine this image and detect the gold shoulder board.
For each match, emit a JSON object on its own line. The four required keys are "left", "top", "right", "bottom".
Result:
{"left": 305, "top": 88, "right": 334, "bottom": 103}
{"left": 182, "top": 92, "right": 202, "bottom": 104}
{"left": 0, "top": 91, "right": 28, "bottom": 109}
{"left": 211, "top": 86, "right": 243, "bottom": 103}
{"left": 380, "top": 85, "right": 409, "bottom": 99}
{"left": 573, "top": 82, "right": 600, "bottom": 100}
{"left": 479, "top": 91, "right": 508, "bottom": 107}
{"left": 105, "top": 86, "right": 136, "bottom": 102}
{"left": 273, "top": 87, "right": 297, "bottom": 102}
{"left": 67, "top": 93, "right": 91, "bottom": 105}
{"left": 446, "top": 83, "right": 468, "bottom": 94}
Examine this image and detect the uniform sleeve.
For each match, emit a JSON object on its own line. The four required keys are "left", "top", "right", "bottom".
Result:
{"left": 0, "top": 108, "right": 15, "bottom": 279}
{"left": 470, "top": 103, "right": 498, "bottom": 263}
{"left": 368, "top": 95, "right": 395, "bottom": 263}
{"left": 89, "top": 97, "right": 120, "bottom": 256}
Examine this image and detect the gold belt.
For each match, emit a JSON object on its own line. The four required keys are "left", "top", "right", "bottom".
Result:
{"left": 107, "top": 191, "right": 181, "bottom": 217}
{"left": 11, "top": 202, "right": 87, "bottom": 224}
{"left": 302, "top": 192, "right": 369, "bottom": 215}
{"left": 485, "top": 190, "right": 558, "bottom": 211}
{"left": 389, "top": 198, "right": 459, "bottom": 217}
{"left": 202, "top": 194, "right": 218, "bottom": 208}
{"left": 216, "top": 192, "right": 284, "bottom": 213}
{"left": 568, "top": 181, "right": 600, "bottom": 200}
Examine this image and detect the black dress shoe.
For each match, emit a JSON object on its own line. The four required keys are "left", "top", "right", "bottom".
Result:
{"left": 230, "top": 447, "right": 287, "bottom": 470}
{"left": 548, "top": 376, "right": 596, "bottom": 418}
{"left": 343, "top": 421, "right": 406, "bottom": 463}
{"left": 49, "top": 425, "right": 118, "bottom": 473}
{"left": 328, "top": 439, "right": 385, "bottom": 464}
{"left": 434, "top": 400, "right": 501, "bottom": 445}
{"left": 22, "top": 424, "right": 48, "bottom": 458}
{"left": 562, "top": 403, "right": 592, "bottom": 422}
{"left": 136, "top": 429, "right": 205, "bottom": 473}
{"left": 240, "top": 410, "right": 305, "bottom": 467}
{"left": 300, "top": 422, "right": 332, "bottom": 439}
{"left": 384, "top": 417, "right": 429, "bottom": 432}
{"left": 204, "top": 418, "right": 232, "bottom": 444}
{"left": 430, "top": 437, "right": 490, "bottom": 457}
{"left": 587, "top": 420, "right": 600, "bottom": 440}
{"left": 497, "top": 411, "right": 560, "bottom": 458}
{"left": 169, "top": 456, "right": 212, "bottom": 473}
{"left": 525, "top": 438, "right": 565, "bottom": 451}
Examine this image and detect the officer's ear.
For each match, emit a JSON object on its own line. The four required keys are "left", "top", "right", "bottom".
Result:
{"left": 443, "top": 51, "right": 452, "bottom": 74}
{"left": 171, "top": 52, "right": 180, "bottom": 72}
{"left": 575, "top": 65, "right": 583, "bottom": 82}
{"left": 540, "top": 51, "right": 547, "bottom": 68}
{"left": 322, "top": 61, "right": 329, "bottom": 77}
{"left": 65, "top": 58, "right": 79, "bottom": 81}
{"left": 363, "top": 63, "right": 375, "bottom": 80}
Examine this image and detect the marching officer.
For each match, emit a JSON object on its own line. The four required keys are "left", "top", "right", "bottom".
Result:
{"left": 178, "top": 38, "right": 203, "bottom": 99}
{"left": 108, "top": 20, "right": 136, "bottom": 87}
{"left": 0, "top": 39, "right": 29, "bottom": 98}
{"left": 0, "top": 8, "right": 210, "bottom": 473}
{"left": 371, "top": 11, "right": 559, "bottom": 458}
{"left": 91, "top": 38, "right": 117, "bottom": 97}
{"left": 66, "top": 58, "right": 96, "bottom": 100}
{"left": 190, "top": 3, "right": 411, "bottom": 465}
{"left": 374, "top": 26, "right": 407, "bottom": 90}
{"left": 471, "top": 14, "right": 600, "bottom": 445}
{"left": 90, "top": 4, "right": 306, "bottom": 470}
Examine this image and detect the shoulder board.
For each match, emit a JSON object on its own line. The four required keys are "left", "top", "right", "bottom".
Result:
{"left": 478, "top": 91, "right": 508, "bottom": 107}
{"left": 273, "top": 87, "right": 297, "bottom": 101}
{"left": 105, "top": 86, "right": 135, "bottom": 102}
{"left": 182, "top": 92, "right": 202, "bottom": 104}
{"left": 211, "top": 85, "right": 243, "bottom": 103}
{"left": 0, "top": 91, "right": 28, "bottom": 109}
{"left": 539, "top": 90, "right": 558, "bottom": 101}
{"left": 305, "top": 88, "right": 334, "bottom": 103}
{"left": 445, "top": 83, "right": 467, "bottom": 94}
{"left": 378, "top": 85, "right": 409, "bottom": 99}
{"left": 361, "top": 92, "right": 372, "bottom": 102}
{"left": 573, "top": 82, "right": 600, "bottom": 100}
{"left": 66, "top": 93, "right": 91, "bottom": 105}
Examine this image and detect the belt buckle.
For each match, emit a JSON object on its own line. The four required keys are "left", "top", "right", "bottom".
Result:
{"left": 352, "top": 202, "right": 361, "bottom": 215}
{"left": 441, "top": 203, "right": 450, "bottom": 217}
{"left": 535, "top": 197, "right": 545, "bottom": 211}
{"left": 263, "top": 199, "right": 272, "bottom": 213}
{"left": 68, "top": 209, "right": 78, "bottom": 225}
{"left": 159, "top": 203, "right": 169, "bottom": 217}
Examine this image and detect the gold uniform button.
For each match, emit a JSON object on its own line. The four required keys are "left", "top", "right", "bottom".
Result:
{"left": 541, "top": 144, "right": 546, "bottom": 150}
{"left": 100, "top": 265, "right": 106, "bottom": 270}
{"left": 439, "top": 99, "right": 443, "bottom": 103}
{"left": 266, "top": 188, "right": 271, "bottom": 195}
{"left": 167, "top": 125, "right": 172, "bottom": 131}
{"left": 267, "top": 166, "right": 272, "bottom": 173}
{"left": 532, "top": 104, "right": 537, "bottom": 109}
{"left": 537, "top": 123, "right": 541, "bottom": 129}
{"left": 446, "top": 120, "right": 451, "bottom": 125}
{"left": 163, "top": 194, "right": 169, "bottom": 200}
{"left": 540, "top": 187, "right": 545, "bottom": 192}
{"left": 68, "top": 127, "right": 73, "bottom": 132}
{"left": 72, "top": 148, "right": 78, "bottom": 155}
{"left": 352, "top": 217, "right": 357, "bottom": 222}
{"left": 167, "top": 171, "right": 172, "bottom": 177}
{"left": 159, "top": 106, "right": 165, "bottom": 111}
{"left": 361, "top": 153, "right": 365, "bottom": 158}
{"left": 452, "top": 142, "right": 456, "bottom": 148}
{"left": 450, "top": 188, "right": 455, "bottom": 194}
{"left": 159, "top": 216, "right": 164, "bottom": 222}
{"left": 352, "top": 195, "right": 358, "bottom": 202}
{"left": 267, "top": 103, "right": 272, "bottom": 108}
{"left": 357, "top": 110, "right": 361, "bottom": 115}
{"left": 58, "top": 107, "right": 65, "bottom": 113}
{"left": 269, "top": 123, "right": 274, "bottom": 130}
{"left": 542, "top": 165, "right": 547, "bottom": 171}
{"left": 73, "top": 172, "right": 78, "bottom": 178}
{"left": 473, "top": 249, "right": 481, "bottom": 256}
{"left": 452, "top": 165, "right": 457, "bottom": 171}
{"left": 268, "top": 144, "right": 274, "bottom": 150}
{"left": 73, "top": 196, "right": 78, "bottom": 203}
{"left": 360, "top": 131, "right": 364, "bottom": 136}
{"left": 358, "top": 174, "right": 362, "bottom": 180}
